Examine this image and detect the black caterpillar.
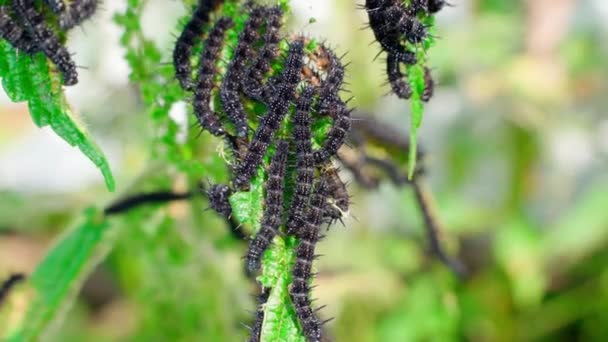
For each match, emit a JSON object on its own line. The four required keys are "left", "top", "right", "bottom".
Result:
{"left": 321, "top": 164, "right": 350, "bottom": 224}
{"left": 289, "top": 178, "right": 330, "bottom": 342}
{"left": 192, "top": 16, "right": 233, "bottom": 136}
{"left": 232, "top": 39, "right": 304, "bottom": 190}
{"left": 205, "top": 183, "right": 233, "bottom": 218}
{"left": 241, "top": 6, "right": 283, "bottom": 102}
{"left": 286, "top": 87, "right": 316, "bottom": 236}
{"left": 173, "top": 0, "right": 223, "bottom": 91}
{"left": 245, "top": 140, "right": 288, "bottom": 273}
{"left": 422, "top": 66, "right": 434, "bottom": 102}
{"left": 364, "top": 0, "right": 447, "bottom": 102}
{"left": 0, "top": 8, "right": 37, "bottom": 53}
{"left": 386, "top": 52, "right": 412, "bottom": 99}
{"left": 44, "top": 0, "right": 65, "bottom": 14}
{"left": 219, "top": 6, "right": 266, "bottom": 137}
{"left": 247, "top": 288, "right": 271, "bottom": 342}
{"left": 59, "top": 0, "right": 99, "bottom": 30}
{"left": 315, "top": 45, "right": 345, "bottom": 116}
{"left": 313, "top": 101, "right": 352, "bottom": 165}
{"left": 12, "top": 0, "right": 78, "bottom": 85}
{"left": 0, "top": 0, "right": 101, "bottom": 85}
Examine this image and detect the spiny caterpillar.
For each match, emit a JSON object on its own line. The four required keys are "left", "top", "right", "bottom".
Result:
{"left": 219, "top": 6, "right": 266, "bottom": 138}
{"left": 192, "top": 16, "right": 234, "bottom": 136}
{"left": 44, "top": 0, "right": 65, "bottom": 14}
{"left": 313, "top": 101, "right": 352, "bottom": 165}
{"left": 232, "top": 39, "right": 305, "bottom": 190}
{"left": 314, "top": 45, "right": 345, "bottom": 116}
{"left": 286, "top": 87, "right": 316, "bottom": 236}
{"left": 321, "top": 164, "right": 350, "bottom": 224}
{"left": 245, "top": 140, "right": 289, "bottom": 273}
{"left": 241, "top": 6, "right": 284, "bottom": 102}
{"left": 364, "top": 0, "right": 446, "bottom": 101}
{"left": 246, "top": 288, "right": 271, "bottom": 342}
{"left": 173, "top": 0, "right": 224, "bottom": 91}
{"left": 0, "top": 8, "right": 37, "bottom": 53}
{"left": 0, "top": 0, "right": 102, "bottom": 85}
{"left": 289, "top": 178, "right": 330, "bottom": 342}
{"left": 58, "top": 0, "right": 99, "bottom": 30}
{"left": 205, "top": 183, "right": 233, "bottom": 219}
{"left": 11, "top": 0, "right": 78, "bottom": 85}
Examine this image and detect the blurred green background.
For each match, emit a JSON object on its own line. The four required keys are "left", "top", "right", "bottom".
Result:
{"left": 1, "top": 0, "right": 608, "bottom": 340}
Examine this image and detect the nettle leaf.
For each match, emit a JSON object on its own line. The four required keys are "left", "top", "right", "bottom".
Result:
{"left": 0, "top": 42, "right": 115, "bottom": 191}
{"left": 3, "top": 208, "right": 112, "bottom": 340}
{"left": 229, "top": 168, "right": 265, "bottom": 231}
{"left": 405, "top": 12, "right": 437, "bottom": 179}
{"left": 258, "top": 237, "right": 305, "bottom": 342}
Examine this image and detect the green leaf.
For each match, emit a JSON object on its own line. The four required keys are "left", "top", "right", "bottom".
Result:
{"left": 402, "top": 12, "right": 438, "bottom": 179}
{"left": 229, "top": 168, "right": 265, "bottom": 231}
{"left": 3, "top": 208, "right": 111, "bottom": 340}
{"left": 0, "top": 42, "right": 115, "bottom": 191}
{"left": 258, "top": 237, "right": 306, "bottom": 342}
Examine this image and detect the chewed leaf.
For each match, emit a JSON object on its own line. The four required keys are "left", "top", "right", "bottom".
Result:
{"left": 0, "top": 42, "right": 115, "bottom": 191}
{"left": 258, "top": 237, "right": 305, "bottom": 342}
{"left": 3, "top": 207, "right": 111, "bottom": 340}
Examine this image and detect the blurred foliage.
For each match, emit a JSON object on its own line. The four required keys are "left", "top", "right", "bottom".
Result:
{"left": 2, "top": 0, "right": 608, "bottom": 341}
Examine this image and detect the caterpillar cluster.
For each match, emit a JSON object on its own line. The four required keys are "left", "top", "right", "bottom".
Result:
{"left": 174, "top": 3, "right": 353, "bottom": 340}
{"left": 0, "top": 0, "right": 99, "bottom": 86}
{"left": 364, "top": 0, "right": 448, "bottom": 101}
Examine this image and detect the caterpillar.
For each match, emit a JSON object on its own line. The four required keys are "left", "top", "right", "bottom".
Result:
{"left": 313, "top": 100, "right": 351, "bottom": 165}
{"left": 408, "top": 0, "right": 429, "bottom": 15}
{"left": 320, "top": 164, "right": 350, "bottom": 223}
{"left": 0, "top": 7, "right": 38, "bottom": 53}
{"left": 232, "top": 39, "right": 304, "bottom": 190}
{"left": 219, "top": 5, "right": 266, "bottom": 138}
{"left": 421, "top": 66, "right": 434, "bottom": 102}
{"left": 286, "top": 87, "right": 316, "bottom": 235}
{"left": 371, "top": 2, "right": 429, "bottom": 46}
{"left": 58, "top": 0, "right": 99, "bottom": 30}
{"left": 44, "top": 0, "right": 65, "bottom": 13}
{"left": 289, "top": 178, "right": 330, "bottom": 342}
{"left": 241, "top": 6, "right": 283, "bottom": 102}
{"left": 12, "top": 0, "right": 78, "bottom": 85}
{"left": 247, "top": 288, "right": 271, "bottom": 342}
{"left": 398, "top": 15, "right": 428, "bottom": 45}
{"left": 0, "top": 273, "right": 25, "bottom": 306}
{"left": 245, "top": 140, "right": 288, "bottom": 274}
{"left": 192, "top": 16, "right": 233, "bottom": 136}
{"left": 315, "top": 45, "right": 345, "bottom": 116}
{"left": 386, "top": 52, "right": 411, "bottom": 99}
{"left": 173, "top": 0, "right": 223, "bottom": 91}
{"left": 206, "top": 183, "right": 233, "bottom": 218}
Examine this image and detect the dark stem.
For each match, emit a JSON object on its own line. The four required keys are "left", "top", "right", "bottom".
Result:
{"left": 0, "top": 273, "right": 26, "bottom": 306}
{"left": 412, "top": 179, "right": 467, "bottom": 278}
